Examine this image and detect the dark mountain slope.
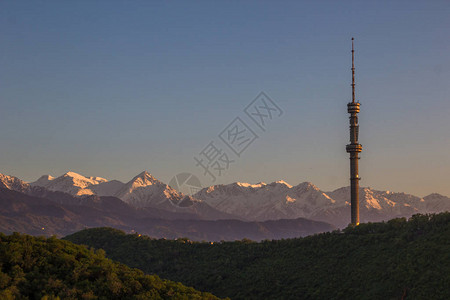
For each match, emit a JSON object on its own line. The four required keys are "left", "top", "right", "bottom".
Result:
{"left": 66, "top": 213, "right": 450, "bottom": 300}
{"left": 0, "top": 232, "right": 221, "bottom": 299}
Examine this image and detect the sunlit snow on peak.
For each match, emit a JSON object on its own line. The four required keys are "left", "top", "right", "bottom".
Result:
{"left": 236, "top": 182, "right": 267, "bottom": 188}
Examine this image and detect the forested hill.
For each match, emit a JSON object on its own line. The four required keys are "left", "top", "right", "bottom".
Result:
{"left": 0, "top": 233, "right": 221, "bottom": 300}
{"left": 66, "top": 213, "right": 450, "bottom": 300}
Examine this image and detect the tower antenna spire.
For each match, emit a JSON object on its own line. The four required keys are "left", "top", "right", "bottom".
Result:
{"left": 346, "top": 37, "right": 362, "bottom": 226}
{"left": 351, "top": 37, "right": 355, "bottom": 103}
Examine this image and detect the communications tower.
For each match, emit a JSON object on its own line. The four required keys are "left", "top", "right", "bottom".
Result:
{"left": 346, "top": 38, "right": 362, "bottom": 226}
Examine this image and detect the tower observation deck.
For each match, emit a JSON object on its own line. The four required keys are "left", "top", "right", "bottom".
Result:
{"left": 346, "top": 38, "right": 362, "bottom": 226}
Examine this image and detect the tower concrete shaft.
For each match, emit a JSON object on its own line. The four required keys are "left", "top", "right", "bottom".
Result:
{"left": 346, "top": 38, "right": 362, "bottom": 226}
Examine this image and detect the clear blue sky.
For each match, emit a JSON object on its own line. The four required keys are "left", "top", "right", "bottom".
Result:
{"left": 1, "top": 0, "right": 449, "bottom": 197}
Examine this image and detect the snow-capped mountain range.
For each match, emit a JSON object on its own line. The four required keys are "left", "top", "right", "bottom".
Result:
{"left": 193, "top": 181, "right": 336, "bottom": 221}
{"left": 0, "top": 171, "right": 231, "bottom": 220}
{"left": 1, "top": 171, "right": 450, "bottom": 228}
{"left": 30, "top": 172, "right": 110, "bottom": 196}
{"left": 28, "top": 170, "right": 200, "bottom": 209}
{"left": 194, "top": 182, "right": 450, "bottom": 228}
{"left": 29, "top": 171, "right": 180, "bottom": 207}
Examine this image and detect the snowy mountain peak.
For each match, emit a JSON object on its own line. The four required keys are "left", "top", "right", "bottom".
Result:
{"left": 30, "top": 175, "right": 55, "bottom": 187}
{"left": 30, "top": 171, "right": 109, "bottom": 196}
{"left": 0, "top": 173, "right": 29, "bottom": 193}
{"left": 136, "top": 170, "right": 151, "bottom": 177}
{"left": 274, "top": 180, "right": 292, "bottom": 188}
{"left": 236, "top": 182, "right": 267, "bottom": 188}
{"left": 113, "top": 171, "right": 183, "bottom": 208}
{"left": 293, "top": 182, "right": 319, "bottom": 191}
{"left": 63, "top": 172, "right": 107, "bottom": 184}
{"left": 129, "top": 171, "right": 160, "bottom": 187}
{"left": 40, "top": 174, "right": 54, "bottom": 181}
{"left": 63, "top": 171, "right": 86, "bottom": 179}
